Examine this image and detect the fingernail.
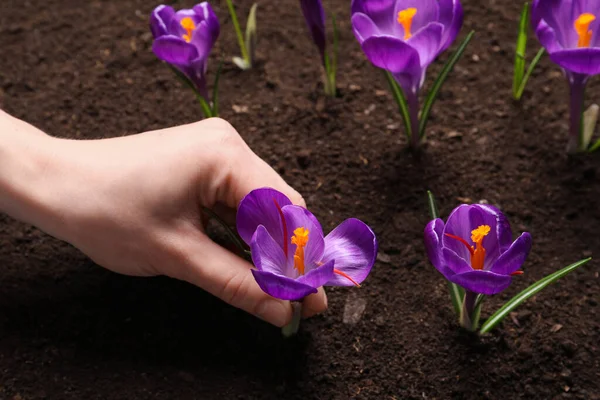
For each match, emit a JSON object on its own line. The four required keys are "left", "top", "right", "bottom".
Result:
{"left": 256, "top": 300, "right": 290, "bottom": 327}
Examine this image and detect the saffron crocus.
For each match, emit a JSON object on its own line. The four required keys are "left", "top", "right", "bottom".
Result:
{"left": 150, "top": 3, "right": 220, "bottom": 110}
{"left": 351, "top": 0, "right": 463, "bottom": 146}
{"left": 299, "top": 0, "right": 337, "bottom": 96}
{"left": 532, "top": 0, "right": 600, "bottom": 152}
{"left": 237, "top": 188, "right": 377, "bottom": 301}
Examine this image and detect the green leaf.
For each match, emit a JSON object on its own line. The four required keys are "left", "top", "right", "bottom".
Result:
{"left": 589, "top": 137, "right": 600, "bottom": 152}
{"left": 245, "top": 3, "right": 258, "bottom": 65}
{"left": 480, "top": 258, "right": 592, "bottom": 334}
{"left": 168, "top": 65, "right": 213, "bottom": 118}
{"left": 427, "top": 191, "right": 464, "bottom": 316}
{"left": 385, "top": 71, "right": 412, "bottom": 139}
{"left": 329, "top": 14, "right": 339, "bottom": 97}
{"left": 226, "top": 0, "right": 250, "bottom": 68}
{"left": 201, "top": 207, "right": 249, "bottom": 259}
{"left": 419, "top": 31, "right": 475, "bottom": 138}
{"left": 513, "top": 2, "right": 530, "bottom": 99}
{"left": 515, "top": 47, "right": 545, "bottom": 100}
{"left": 212, "top": 61, "right": 224, "bottom": 117}
{"left": 582, "top": 103, "right": 599, "bottom": 150}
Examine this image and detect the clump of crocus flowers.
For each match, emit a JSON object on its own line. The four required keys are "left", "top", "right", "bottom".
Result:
{"left": 532, "top": 0, "right": 600, "bottom": 152}
{"left": 150, "top": 2, "right": 221, "bottom": 118}
{"left": 300, "top": 0, "right": 338, "bottom": 96}
{"left": 237, "top": 188, "right": 377, "bottom": 335}
{"left": 351, "top": 0, "right": 468, "bottom": 149}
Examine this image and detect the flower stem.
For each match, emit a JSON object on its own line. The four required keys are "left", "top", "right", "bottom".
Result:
{"left": 225, "top": 0, "right": 250, "bottom": 67}
{"left": 406, "top": 91, "right": 421, "bottom": 149}
{"left": 567, "top": 73, "right": 587, "bottom": 153}
{"left": 282, "top": 301, "right": 302, "bottom": 337}
{"left": 459, "top": 291, "right": 481, "bottom": 332}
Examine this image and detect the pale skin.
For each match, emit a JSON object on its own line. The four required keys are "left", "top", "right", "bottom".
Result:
{"left": 0, "top": 109, "right": 327, "bottom": 327}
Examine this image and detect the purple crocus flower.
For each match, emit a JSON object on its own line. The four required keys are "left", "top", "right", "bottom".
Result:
{"left": 532, "top": 0, "right": 600, "bottom": 151}
{"left": 424, "top": 204, "right": 532, "bottom": 296}
{"left": 237, "top": 188, "right": 377, "bottom": 301}
{"left": 300, "top": 0, "right": 327, "bottom": 64}
{"left": 351, "top": 0, "right": 463, "bottom": 145}
{"left": 150, "top": 3, "right": 220, "bottom": 101}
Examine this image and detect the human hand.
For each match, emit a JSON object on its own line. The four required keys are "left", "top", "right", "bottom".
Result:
{"left": 0, "top": 113, "right": 327, "bottom": 327}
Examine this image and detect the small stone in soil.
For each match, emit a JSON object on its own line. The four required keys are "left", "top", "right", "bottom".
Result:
{"left": 343, "top": 294, "right": 367, "bottom": 325}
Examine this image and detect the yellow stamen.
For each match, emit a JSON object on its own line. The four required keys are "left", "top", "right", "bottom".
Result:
{"left": 575, "top": 13, "right": 596, "bottom": 48}
{"left": 470, "top": 225, "right": 491, "bottom": 270}
{"left": 397, "top": 8, "right": 417, "bottom": 40}
{"left": 180, "top": 17, "right": 196, "bottom": 43}
{"left": 291, "top": 227, "right": 309, "bottom": 275}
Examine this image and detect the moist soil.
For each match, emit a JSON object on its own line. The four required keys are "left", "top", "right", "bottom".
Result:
{"left": 1, "top": 0, "right": 599, "bottom": 399}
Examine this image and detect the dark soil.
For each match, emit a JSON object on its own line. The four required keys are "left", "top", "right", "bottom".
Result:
{"left": 1, "top": 0, "right": 599, "bottom": 399}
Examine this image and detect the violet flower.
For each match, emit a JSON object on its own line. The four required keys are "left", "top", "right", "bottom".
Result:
{"left": 532, "top": 0, "right": 600, "bottom": 152}
{"left": 351, "top": 0, "right": 463, "bottom": 145}
{"left": 150, "top": 3, "right": 220, "bottom": 103}
{"left": 424, "top": 204, "right": 532, "bottom": 296}
{"left": 237, "top": 188, "right": 377, "bottom": 301}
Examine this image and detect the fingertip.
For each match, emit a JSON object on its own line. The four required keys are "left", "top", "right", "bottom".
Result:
{"left": 302, "top": 287, "right": 328, "bottom": 319}
{"left": 256, "top": 298, "right": 292, "bottom": 327}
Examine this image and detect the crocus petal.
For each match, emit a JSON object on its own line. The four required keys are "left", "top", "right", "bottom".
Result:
{"left": 251, "top": 270, "right": 317, "bottom": 301}
{"left": 449, "top": 270, "right": 513, "bottom": 295}
{"left": 441, "top": 247, "right": 474, "bottom": 277}
{"left": 321, "top": 218, "right": 377, "bottom": 286}
{"left": 250, "top": 226, "right": 289, "bottom": 276}
{"left": 535, "top": 21, "right": 562, "bottom": 54}
{"left": 282, "top": 205, "right": 325, "bottom": 270}
{"left": 189, "top": 21, "right": 215, "bottom": 63}
{"left": 297, "top": 259, "right": 335, "bottom": 288}
{"left": 437, "top": 0, "right": 463, "bottom": 52}
{"left": 407, "top": 22, "right": 444, "bottom": 67}
{"left": 152, "top": 36, "right": 199, "bottom": 65}
{"left": 236, "top": 188, "right": 292, "bottom": 247}
{"left": 193, "top": 2, "right": 220, "bottom": 43}
{"left": 361, "top": 35, "right": 421, "bottom": 75}
{"left": 150, "top": 5, "right": 175, "bottom": 38}
{"left": 301, "top": 0, "right": 327, "bottom": 59}
{"left": 476, "top": 204, "right": 513, "bottom": 255}
{"left": 550, "top": 47, "right": 600, "bottom": 75}
{"left": 442, "top": 205, "right": 478, "bottom": 262}
{"left": 490, "top": 233, "right": 532, "bottom": 275}
{"left": 352, "top": 13, "right": 382, "bottom": 44}
{"left": 351, "top": 0, "right": 396, "bottom": 34}
{"left": 424, "top": 218, "right": 445, "bottom": 271}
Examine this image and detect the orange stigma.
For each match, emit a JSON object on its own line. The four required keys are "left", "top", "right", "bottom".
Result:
{"left": 291, "top": 227, "right": 309, "bottom": 275}
{"left": 397, "top": 8, "right": 417, "bottom": 40}
{"left": 445, "top": 225, "right": 491, "bottom": 271}
{"left": 180, "top": 17, "right": 196, "bottom": 43}
{"left": 575, "top": 13, "right": 596, "bottom": 48}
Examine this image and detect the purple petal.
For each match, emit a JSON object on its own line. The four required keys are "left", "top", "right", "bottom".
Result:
{"left": 351, "top": 0, "right": 396, "bottom": 34}
{"left": 250, "top": 226, "right": 290, "bottom": 277}
{"left": 535, "top": 0, "right": 576, "bottom": 48}
{"left": 193, "top": 2, "right": 221, "bottom": 43}
{"left": 441, "top": 247, "right": 473, "bottom": 276}
{"left": 424, "top": 218, "right": 445, "bottom": 271}
{"left": 550, "top": 48, "right": 600, "bottom": 75}
{"left": 352, "top": 13, "right": 381, "bottom": 44}
{"left": 236, "top": 188, "right": 292, "bottom": 247}
{"left": 490, "top": 233, "right": 532, "bottom": 275}
{"left": 536, "top": 21, "right": 562, "bottom": 54}
{"left": 476, "top": 204, "right": 513, "bottom": 253}
{"left": 297, "top": 259, "right": 335, "bottom": 288}
{"left": 282, "top": 205, "right": 325, "bottom": 271}
{"left": 152, "top": 36, "right": 199, "bottom": 65}
{"left": 361, "top": 35, "right": 421, "bottom": 74}
{"left": 437, "top": 0, "right": 463, "bottom": 52}
{"left": 301, "top": 0, "right": 327, "bottom": 59}
{"left": 321, "top": 218, "right": 377, "bottom": 287}
{"left": 150, "top": 5, "right": 175, "bottom": 38}
{"left": 449, "top": 270, "right": 513, "bottom": 295}
{"left": 189, "top": 21, "right": 216, "bottom": 63}
{"left": 408, "top": 22, "right": 444, "bottom": 67}
{"left": 251, "top": 270, "right": 317, "bottom": 301}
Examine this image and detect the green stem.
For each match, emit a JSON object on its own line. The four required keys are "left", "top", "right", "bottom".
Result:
{"left": 225, "top": 0, "right": 250, "bottom": 65}
{"left": 459, "top": 291, "right": 481, "bottom": 332}
{"left": 282, "top": 301, "right": 303, "bottom": 337}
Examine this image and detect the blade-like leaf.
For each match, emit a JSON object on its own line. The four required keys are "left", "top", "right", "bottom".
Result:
{"left": 168, "top": 65, "right": 213, "bottom": 118}
{"left": 589, "top": 138, "right": 600, "bottom": 152}
{"left": 212, "top": 61, "right": 224, "bottom": 117}
{"left": 226, "top": 0, "right": 250, "bottom": 67}
{"left": 513, "top": 2, "right": 530, "bottom": 98}
{"left": 427, "top": 191, "right": 464, "bottom": 316}
{"left": 201, "top": 206, "right": 248, "bottom": 258}
{"left": 515, "top": 47, "right": 545, "bottom": 100}
{"left": 480, "top": 258, "right": 592, "bottom": 334}
{"left": 385, "top": 71, "right": 412, "bottom": 139}
{"left": 245, "top": 3, "right": 258, "bottom": 65}
{"left": 419, "top": 31, "right": 475, "bottom": 137}
{"left": 331, "top": 14, "right": 339, "bottom": 89}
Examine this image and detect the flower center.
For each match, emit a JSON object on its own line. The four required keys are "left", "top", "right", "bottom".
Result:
{"left": 180, "top": 17, "right": 196, "bottom": 43}
{"left": 397, "top": 8, "right": 417, "bottom": 40}
{"left": 575, "top": 13, "right": 596, "bottom": 48}
{"left": 445, "top": 225, "right": 491, "bottom": 270}
{"left": 291, "top": 227, "right": 309, "bottom": 275}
